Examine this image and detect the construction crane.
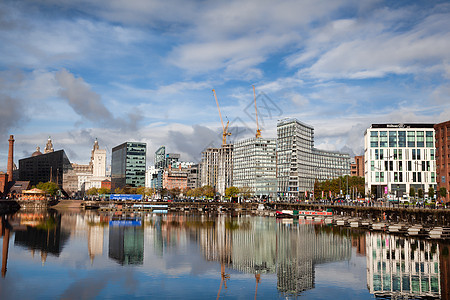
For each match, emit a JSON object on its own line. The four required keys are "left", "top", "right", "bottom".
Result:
{"left": 253, "top": 85, "right": 262, "bottom": 138}
{"left": 212, "top": 89, "right": 231, "bottom": 145}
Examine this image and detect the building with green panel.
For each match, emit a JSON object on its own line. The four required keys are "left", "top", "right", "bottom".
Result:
{"left": 111, "top": 142, "right": 146, "bottom": 189}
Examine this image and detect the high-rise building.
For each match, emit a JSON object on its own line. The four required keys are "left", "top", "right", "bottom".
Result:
{"left": 277, "top": 118, "right": 350, "bottom": 201}
{"left": 111, "top": 142, "right": 146, "bottom": 189}
{"left": 187, "top": 164, "right": 200, "bottom": 189}
{"left": 201, "top": 148, "right": 220, "bottom": 189}
{"left": 154, "top": 146, "right": 165, "bottom": 169}
{"left": 364, "top": 124, "right": 436, "bottom": 200}
{"left": 233, "top": 137, "right": 276, "bottom": 199}
{"left": 165, "top": 153, "right": 180, "bottom": 168}
{"left": 218, "top": 144, "right": 233, "bottom": 196}
{"left": 434, "top": 120, "right": 450, "bottom": 203}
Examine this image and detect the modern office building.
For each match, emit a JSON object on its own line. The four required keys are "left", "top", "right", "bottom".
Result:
{"left": 187, "top": 164, "right": 200, "bottom": 189}
{"left": 364, "top": 124, "right": 436, "bottom": 199}
{"left": 165, "top": 153, "right": 180, "bottom": 168}
{"left": 19, "top": 149, "right": 73, "bottom": 196}
{"left": 277, "top": 118, "right": 350, "bottom": 201}
{"left": 217, "top": 144, "right": 233, "bottom": 196}
{"left": 201, "top": 147, "right": 220, "bottom": 189}
{"left": 435, "top": 120, "right": 450, "bottom": 203}
{"left": 111, "top": 142, "right": 146, "bottom": 189}
{"left": 233, "top": 137, "right": 276, "bottom": 200}
{"left": 350, "top": 155, "right": 364, "bottom": 177}
{"left": 154, "top": 146, "right": 166, "bottom": 169}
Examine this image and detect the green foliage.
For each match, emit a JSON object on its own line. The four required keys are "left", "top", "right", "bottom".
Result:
{"left": 410, "top": 186, "right": 416, "bottom": 198}
{"left": 313, "top": 176, "right": 364, "bottom": 199}
{"left": 439, "top": 187, "right": 447, "bottom": 198}
{"left": 225, "top": 186, "right": 239, "bottom": 198}
{"left": 36, "top": 181, "right": 60, "bottom": 196}
{"left": 98, "top": 187, "right": 110, "bottom": 195}
{"left": 418, "top": 188, "right": 424, "bottom": 199}
{"left": 428, "top": 187, "right": 435, "bottom": 200}
{"left": 201, "top": 185, "right": 215, "bottom": 198}
{"left": 87, "top": 187, "right": 98, "bottom": 195}
{"left": 136, "top": 187, "right": 154, "bottom": 197}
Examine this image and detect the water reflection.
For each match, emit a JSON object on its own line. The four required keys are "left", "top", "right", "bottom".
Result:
{"left": 1, "top": 210, "right": 449, "bottom": 299}
{"left": 366, "top": 232, "right": 445, "bottom": 299}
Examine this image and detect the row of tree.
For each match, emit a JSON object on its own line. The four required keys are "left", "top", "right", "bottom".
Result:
{"left": 313, "top": 176, "right": 365, "bottom": 199}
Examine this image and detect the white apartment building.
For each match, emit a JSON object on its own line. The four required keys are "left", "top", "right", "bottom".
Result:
{"left": 233, "top": 137, "right": 276, "bottom": 200}
{"left": 364, "top": 124, "right": 436, "bottom": 199}
{"left": 201, "top": 147, "right": 220, "bottom": 189}
{"left": 277, "top": 118, "right": 350, "bottom": 201}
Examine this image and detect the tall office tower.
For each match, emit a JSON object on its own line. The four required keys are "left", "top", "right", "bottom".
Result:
{"left": 165, "top": 153, "right": 180, "bottom": 168}
{"left": 233, "top": 137, "right": 276, "bottom": 200}
{"left": 277, "top": 118, "right": 350, "bottom": 201}
{"left": 364, "top": 124, "right": 436, "bottom": 199}
{"left": 111, "top": 142, "right": 146, "bottom": 189}
{"left": 154, "top": 146, "right": 165, "bottom": 169}
{"left": 217, "top": 144, "right": 233, "bottom": 196}
{"left": 435, "top": 120, "right": 450, "bottom": 203}
{"left": 201, "top": 147, "right": 220, "bottom": 189}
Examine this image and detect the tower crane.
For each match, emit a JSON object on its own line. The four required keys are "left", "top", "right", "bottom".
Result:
{"left": 253, "top": 85, "right": 261, "bottom": 138}
{"left": 212, "top": 89, "right": 231, "bottom": 145}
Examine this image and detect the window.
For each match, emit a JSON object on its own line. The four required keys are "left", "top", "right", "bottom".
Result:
{"left": 398, "top": 131, "right": 406, "bottom": 147}
{"left": 412, "top": 149, "right": 416, "bottom": 160}
{"left": 394, "top": 149, "right": 398, "bottom": 159}
{"left": 376, "top": 172, "right": 379, "bottom": 182}
{"left": 380, "top": 172, "right": 384, "bottom": 182}
{"left": 417, "top": 149, "right": 421, "bottom": 160}
{"left": 417, "top": 131, "right": 424, "bottom": 147}
{"left": 389, "top": 131, "right": 397, "bottom": 147}
{"left": 380, "top": 131, "right": 388, "bottom": 147}
{"left": 375, "top": 149, "right": 379, "bottom": 160}
{"left": 426, "top": 131, "right": 433, "bottom": 147}
{"left": 407, "top": 131, "right": 415, "bottom": 147}
{"left": 371, "top": 161, "right": 375, "bottom": 171}
{"left": 431, "top": 149, "right": 434, "bottom": 160}
{"left": 399, "top": 149, "right": 403, "bottom": 160}
{"left": 431, "top": 172, "right": 435, "bottom": 183}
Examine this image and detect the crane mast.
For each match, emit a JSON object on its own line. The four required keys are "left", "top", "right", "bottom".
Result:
{"left": 253, "top": 85, "right": 261, "bottom": 138}
{"left": 212, "top": 89, "right": 231, "bottom": 145}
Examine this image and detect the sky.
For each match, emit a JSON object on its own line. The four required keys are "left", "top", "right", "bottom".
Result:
{"left": 1, "top": 0, "right": 450, "bottom": 169}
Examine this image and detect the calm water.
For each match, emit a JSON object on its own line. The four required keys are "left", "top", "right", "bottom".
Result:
{"left": 0, "top": 209, "right": 448, "bottom": 299}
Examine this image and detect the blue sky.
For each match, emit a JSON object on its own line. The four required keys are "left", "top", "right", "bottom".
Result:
{"left": 1, "top": 0, "right": 450, "bottom": 169}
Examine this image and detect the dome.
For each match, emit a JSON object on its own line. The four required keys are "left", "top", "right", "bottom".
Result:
{"left": 32, "top": 146, "right": 43, "bottom": 157}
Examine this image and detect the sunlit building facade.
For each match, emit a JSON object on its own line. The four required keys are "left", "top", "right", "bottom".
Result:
{"left": 111, "top": 142, "right": 146, "bottom": 189}
{"left": 233, "top": 137, "right": 276, "bottom": 199}
{"left": 277, "top": 118, "right": 350, "bottom": 201}
{"left": 364, "top": 124, "right": 436, "bottom": 199}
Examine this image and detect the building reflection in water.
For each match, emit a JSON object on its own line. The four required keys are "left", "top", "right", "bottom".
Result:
{"left": 366, "top": 232, "right": 448, "bottom": 299}
{"left": 196, "top": 216, "right": 352, "bottom": 297}
{"left": 13, "top": 210, "right": 70, "bottom": 265}
{"left": 108, "top": 215, "right": 144, "bottom": 265}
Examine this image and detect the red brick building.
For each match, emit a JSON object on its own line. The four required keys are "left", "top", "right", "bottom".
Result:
{"left": 163, "top": 165, "right": 188, "bottom": 191}
{"left": 0, "top": 172, "right": 8, "bottom": 195}
{"left": 435, "top": 120, "right": 450, "bottom": 203}
{"left": 350, "top": 155, "right": 364, "bottom": 177}
{"left": 101, "top": 179, "right": 111, "bottom": 191}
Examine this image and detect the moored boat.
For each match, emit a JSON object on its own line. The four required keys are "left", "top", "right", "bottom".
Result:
{"left": 276, "top": 209, "right": 333, "bottom": 218}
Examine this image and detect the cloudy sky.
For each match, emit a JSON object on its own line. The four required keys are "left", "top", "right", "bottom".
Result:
{"left": 1, "top": 0, "right": 450, "bottom": 169}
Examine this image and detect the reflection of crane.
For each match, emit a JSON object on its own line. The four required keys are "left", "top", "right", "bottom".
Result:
{"left": 254, "top": 273, "right": 261, "bottom": 300}
{"left": 253, "top": 85, "right": 261, "bottom": 138}
{"left": 212, "top": 89, "right": 231, "bottom": 145}
{"left": 216, "top": 263, "right": 230, "bottom": 300}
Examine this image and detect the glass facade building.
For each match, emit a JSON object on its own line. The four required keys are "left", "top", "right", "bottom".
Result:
{"left": 111, "top": 142, "right": 146, "bottom": 189}
{"left": 19, "top": 150, "right": 73, "bottom": 196}
{"left": 277, "top": 118, "right": 350, "bottom": 201}
{"left": 364, "top": 124, "right": 436, "bottom": 199}
{"left": 233, "top": 137, "right": 276, "bottom": 199}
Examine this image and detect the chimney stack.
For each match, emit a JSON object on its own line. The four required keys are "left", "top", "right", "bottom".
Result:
{"left": 7, "top": 135, "right": 14, "bottom": 182}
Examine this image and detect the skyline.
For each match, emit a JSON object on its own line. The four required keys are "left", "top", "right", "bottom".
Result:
{"left": 1, "top": 0, "right": 450, "bottom": 169}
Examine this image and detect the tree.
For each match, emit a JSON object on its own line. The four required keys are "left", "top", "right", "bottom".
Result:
{"left": 225, "top": 186, "right": 239, "bottom": 198}
{"left": 439, "top": 187, "right": 447, "bottom": 199}
{"left": 87, "top": 187, "right": 98, "bottom": 196}
{"left": 418, "top": 188, "right": 424, "bottom": 200}
{"left": 201, "top": 185, "right": 215, "bottom": 198}
{"left": 98, "top": 187, "right": 110, "bottom": 195}
{"left": 428, "top": 187, "right": 435, "bottom": 201}
{"left": 36, "top": 181, "right": 60, "bottom": 196}
{"left": 409, "top": 187, "right": 416, "bottom": 200}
